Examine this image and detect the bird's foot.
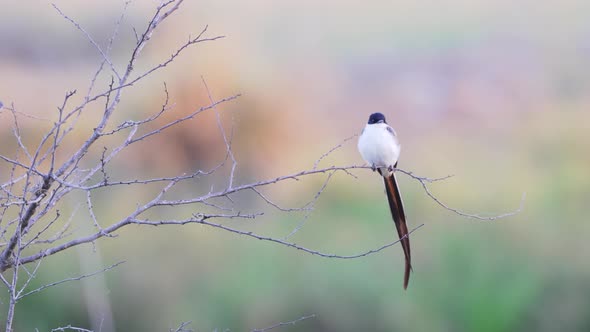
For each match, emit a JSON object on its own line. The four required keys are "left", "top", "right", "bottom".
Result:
{"left": 371, "top": 164, "right": 377, "bottom": 172}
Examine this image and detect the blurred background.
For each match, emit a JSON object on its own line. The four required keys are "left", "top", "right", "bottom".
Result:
{"left": 1, "top": 0, "right": 590, "bottom": 331}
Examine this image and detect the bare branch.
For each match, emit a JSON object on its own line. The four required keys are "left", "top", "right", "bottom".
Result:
{"left": 127, "top": 94, "right": 240, "bottom": 145}
{"left": 395, "top": 168, "right": 526, "bottom": 221}
{"left": 126, "top": 0, "right": 185, "bottom": 71}
{"left": 0, "top": 0, "right": 523, "bottom": 329}
{"left": 50, "top": 90, "right": 76, "bottom": 174}
{"left": 0, "top": 1, "right": 237, "bottom": 329}
{"left": 170, "top": 321, "right": 193, "bottom": 332}
{"left": 122, "top": 28, "right": 225, "bottom": 93}
{"left": 251, "top": 314, "right": 317, "bottom": 332}
{"left": 52, "top": 3, "right": 121, "bottom": 80}
{"left": 51, "top": 325, "right": 93, "bottom": 332}
{"left": 9, "top": 105, "right": 33, "bottom": 163}
{"left": 26, "top": 205, "right": 78, "bottom": 247}
{"left": 194, "top": 218, "right": 425, "bottom": 260}
{"left": 102, "top": 82, "right": 172, "bottom": 137}
{"left": 20, "top": 210, "right": 62, "bottom": 249}
{"left": 0, "top": 175, "right": 52, "bottom": 271}
{"left": 18, "top": 261, "right": 124, "bottom": 299}
{"left": 283, "top": 170, "right": 336, "bottom": 239}
{"left": 201, "top": 76, "right": 238, "bottom": 189}
{"left": 313, "top": 134, "right": 357, "bottom": 170}
{"left": 0, "top": 159, "right": 522, "bottom": 273}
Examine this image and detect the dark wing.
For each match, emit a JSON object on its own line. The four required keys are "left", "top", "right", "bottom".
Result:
{"left": 386, "top": 125, "right": 396, "bottom": 136}
{"left": 382, "top": 171, "right": 412, "bottom": 289}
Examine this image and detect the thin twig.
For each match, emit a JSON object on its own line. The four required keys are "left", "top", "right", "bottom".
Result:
{"left": 51, "top": 325, "right": 93, "bottom": 332}
{"left": 251, "top": 314, "right": 317, "bottom": 332}
{"left": 18, "top": 261, "right": 124, "bottom": 299}
{"left": 194, "top": 218, "right": 425, "bottom": 260}
{"left": 52, "top": 4, "right": 121, "bottom": 80}
{"left": 170, "top": 321, "right": 193, "bottom": 332}
{"left": 313, "top": 134, "right": 357, "bottom": 170}
{"left": 201, "top": 76, "right": 238, "bottom": 189}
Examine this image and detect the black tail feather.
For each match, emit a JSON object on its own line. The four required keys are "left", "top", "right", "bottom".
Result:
{"left": 382, "top": 172, "right": 412, "bottom": 290}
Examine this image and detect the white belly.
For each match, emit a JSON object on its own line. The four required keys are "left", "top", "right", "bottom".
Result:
{"left": 358, "top": 123, "right": 400, "bottom": 174}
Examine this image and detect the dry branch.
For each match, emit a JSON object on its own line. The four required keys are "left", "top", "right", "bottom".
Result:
{"left": 0, "top": 0, "right": 522, "bottom": 330}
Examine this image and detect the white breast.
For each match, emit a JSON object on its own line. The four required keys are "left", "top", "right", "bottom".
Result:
{"left": 357, "top": 123, "right": 401, "bottom": 174}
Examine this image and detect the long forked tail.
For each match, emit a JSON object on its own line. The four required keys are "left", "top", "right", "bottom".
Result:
{"left": 382, "top": 171, "right": 412, "bottom": 289}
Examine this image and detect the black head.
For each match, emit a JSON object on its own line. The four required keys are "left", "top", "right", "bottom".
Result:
{"left": 367, "top": 112, "right": 386, "bottom": 124}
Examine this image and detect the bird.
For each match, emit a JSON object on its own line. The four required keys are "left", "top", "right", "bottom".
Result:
{"left": 357, "top": 112, "right": 412, "bottom": 289}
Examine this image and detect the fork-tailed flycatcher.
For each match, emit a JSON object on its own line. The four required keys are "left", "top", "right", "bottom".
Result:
{"left": 358, "top": 112, "right": 412, "bottom": 289}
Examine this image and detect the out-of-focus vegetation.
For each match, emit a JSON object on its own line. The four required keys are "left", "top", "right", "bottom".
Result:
{"left": 2, "top": 1, "right": 590, "bottom": 331}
